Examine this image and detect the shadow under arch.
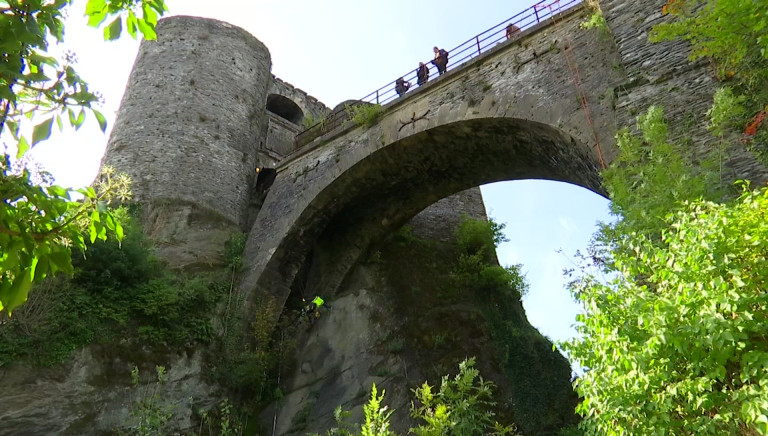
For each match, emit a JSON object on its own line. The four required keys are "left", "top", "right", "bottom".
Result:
{"left": 242, "top": 116, "right": 606, "bottom": 315}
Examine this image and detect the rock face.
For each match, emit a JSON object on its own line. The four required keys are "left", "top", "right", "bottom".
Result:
{"left": 0, "top": 346, "right": 219, "bottom": 435}
{"left": 263, "top": 188, "right": 578, "bottom": 436}
{"left": 0, "top": 190, "right": 577, "bottom": 436}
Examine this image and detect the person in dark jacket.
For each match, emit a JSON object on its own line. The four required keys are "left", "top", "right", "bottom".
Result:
{"left": 416, "top": 62, "right": 429, "bottom": 86}
{"left": 432, "top": 46, "right": 449, "bottom": 75}
{"left": 395, "top": 77, "right": 411, "bottom": 97}
{"left": 506, "top": 23, "right": 521, "bottom": 40}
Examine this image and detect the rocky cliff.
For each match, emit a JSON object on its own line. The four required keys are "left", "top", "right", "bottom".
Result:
{"left": 0, "top": 189, "right": 577, "bottom": 436}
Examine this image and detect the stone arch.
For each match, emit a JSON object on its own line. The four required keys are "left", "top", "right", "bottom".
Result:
{"left": 240, "top": 116, "right": 606, "bottom": 314}
{"left": 266, "top": 93, "right": 304, "bottom": 124}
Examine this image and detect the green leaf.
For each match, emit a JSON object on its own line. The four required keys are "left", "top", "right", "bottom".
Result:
{"left": 104, "top": 16, "right": 122, "bottom": 41}
{"left": 93, "top": 109, "right": 107, "bottom": 132}
{"left": 75, "top": 108, "right": 86, "bottom": 130}
{"left": 136, "top": 19, "right": 156, "bottom": 40}
{"left": 31, "top": 117, "right": 54, "bottom": 146}
{"left": 67, "top": 108, "right": 77, "bottom": 126}
{"left": 142, "top": 2, "right": 159, "bottom": 25}
{"left": 126, "top": 10, "right": 138, "bottom": 39}
{"left": 48, "top": 249, "right": 72, "bottom": 275}
{"left": 87, "top": 11, "right": 108, "bottom": 28}
{"left": 0, "top": 269, "right": 33, "bottom": 316}
{"left": 89, "top": 223, "right": 97, "bottom": 244}
{"left": 46, "top": 185, "right": 70, "bottom": 199}
{"left": 96, "top": 200, "right": 108, "bottom": 213}
{"left": 85, "top": 0, "right": 107, "bottom": 16}
{"left": 6, "top": 119, "right": 19, "bottom": 140}
{"left": 115, "top": 220, "right": 124, "bottom": 241}
{"left": 16, "top": 136, "right": 30, "bottom": 159}
{"left": 33, "top": 256, "right": 49, "bottom": 281}
{"left": 104, "top": 212, "right": 116, "bottom": 230}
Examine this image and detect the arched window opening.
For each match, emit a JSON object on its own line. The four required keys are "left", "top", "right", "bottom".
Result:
{"left": 266, "top": 94, "right": 304, "bottom": 125}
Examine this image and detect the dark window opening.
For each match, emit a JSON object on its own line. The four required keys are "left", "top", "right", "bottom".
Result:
{"left": 266, "top": 94, "right": 304, "bottom": 125}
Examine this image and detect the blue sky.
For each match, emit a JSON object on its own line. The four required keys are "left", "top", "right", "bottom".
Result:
{"left": 26, "top": 0, "right": 613, "bottom": 351}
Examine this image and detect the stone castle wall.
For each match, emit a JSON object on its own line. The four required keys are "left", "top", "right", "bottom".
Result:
{"left": 600, "top": 0, "right": 768, "bottom": 183}
{"left": 104, "top": 16, "right": 272, "bottom": 225}
{"left": 101, "top": 17, "right": 273, "bottom": 268}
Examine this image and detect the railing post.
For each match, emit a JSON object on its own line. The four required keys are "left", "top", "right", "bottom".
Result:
{"left": 476, "top": 35, "right": 481, "bottom": 55}
{"left": 376, "top": 90, "right": 379, "bottom": 104}
{"left": 534, "top": 4, "right": 540, "bottom": 22}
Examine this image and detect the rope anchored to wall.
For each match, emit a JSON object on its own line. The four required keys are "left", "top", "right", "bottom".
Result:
{"left": 538, "top": 0, "right": 607, "bottom": 169}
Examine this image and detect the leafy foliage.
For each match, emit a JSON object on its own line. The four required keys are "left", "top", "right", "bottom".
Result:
{"left": 411, "top": 358, "right": 517, "bottom": 436}
{"left": 0, "top": 0, "right": 167, "bottom": 315}
{"left": 453, "top": 216, "right": 528, "bottom": 299}
{"left": 651, "top": 0, "right": 768, "bottom": 83}
{"left": 302, "top": 113, "right": 327, "bottom": 130}
{"left": 600, "top": 106, "right": 722, "bottom": 244}
{"left": 650, "top": 0, "right": 768, "bottom": 162}
{"left": 1, "top": 0, "right": 166, "bottom": 135}
{"left": 345, "top": 103, "right": 384, "bottom": 128}
{"left": 316, "top": 359, "right": 518, "bottom": 436}
{"left": 0, "top": 164, "right": 130, "bottom": 314}
{"left": 563, "top": 185, "right": 768, "bottom": 435}
{"left": 209, "top": 293, "right": 298, "bottom": 411}
{"left": 121, "top": 365, "right": 173, "bottom": 436}
{"left": 0, "top": 210, "right": 224, "bottom": 366}
{"left": 197, "top": 399, "right": 246, "bottom": 436}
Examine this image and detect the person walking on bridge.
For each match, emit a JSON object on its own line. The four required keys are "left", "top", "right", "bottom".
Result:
{"left": 432, "top": 46, "right": 449, "bottom": 75}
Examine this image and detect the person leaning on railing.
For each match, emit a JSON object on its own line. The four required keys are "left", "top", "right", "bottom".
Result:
{"left": 506, "top": 23, "right": 521, "bottom": 40}
{"left": 432, "top": 46, "right": 449, "bottom": 75}
{"left": 395, "top": 77, "right": 411, "bottom": 97}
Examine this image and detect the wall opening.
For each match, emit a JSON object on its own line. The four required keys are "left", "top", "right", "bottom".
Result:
{"left": 266, "top": 94, "right": 304, "bottom": 125}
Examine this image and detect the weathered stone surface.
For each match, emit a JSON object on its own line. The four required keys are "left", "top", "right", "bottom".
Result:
{"left": 102, "top": 16, "right": 272, "bottom": 269}
{"left": 266, "top": 113, "right": 302, "bottom": 157}
{"left": 0, "top": 346, "right": 218, "bottom": 435}
{"left": 240, "top": 1, "right": 768, "bottom": 317}
{"left": 409, "top": 188, "right": 488, "bottom": 242}
{"left": 269, "top": 76, "right": 331, "bottom": 123}
{"left": 238, "top": 5, "right": 628, "bottom": 318}
{"left": 9, "top": 4, "right": 765, "bottom": 435}
{"left": 600, "top": 0, "right": 768, "bottom": 183}
{"left": 263, "top": 187, "right": 576, "bottom": 436}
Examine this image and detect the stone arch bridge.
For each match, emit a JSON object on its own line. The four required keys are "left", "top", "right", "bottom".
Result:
{"left": 239, "top": 3, "right": 623, "bottom": 310}
{"left": 104, "top": 1, "right": 761, "bottom": 314}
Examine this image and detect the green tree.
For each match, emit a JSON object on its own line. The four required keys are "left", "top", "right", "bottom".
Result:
{"left": 563, "top": 185, "right": 768, "bottom": 435}
{"left": 0, "top": 0, "right": 167, "bottom": 315}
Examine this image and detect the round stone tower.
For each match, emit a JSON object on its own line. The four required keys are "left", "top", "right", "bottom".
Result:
{"left": 103, "top": 16, "right": 271, "bottom": 269}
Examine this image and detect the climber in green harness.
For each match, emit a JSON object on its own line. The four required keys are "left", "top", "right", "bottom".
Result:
{"left": 302, "top": 296, "right": 325, "bottom": 325}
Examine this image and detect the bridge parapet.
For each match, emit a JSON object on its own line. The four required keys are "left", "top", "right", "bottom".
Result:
{"left": 294, "top": 0, "right": 584, "bottom": 149}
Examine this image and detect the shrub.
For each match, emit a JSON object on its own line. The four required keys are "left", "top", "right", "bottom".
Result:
{"left": 317, "top": 359, "right": 518, "bottom": 436}
{"left": 562, "top": 185, "right": 768, "bottom": 435}
{"left": 0, "top": 209, "right": 225, "bottom": 366}
{"left": 345, "top": 103, "right": 384, "bottom": 128}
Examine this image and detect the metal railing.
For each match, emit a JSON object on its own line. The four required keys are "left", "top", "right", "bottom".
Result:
{"left": 294, "top": 0, "right": 583, "bottom": 149}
